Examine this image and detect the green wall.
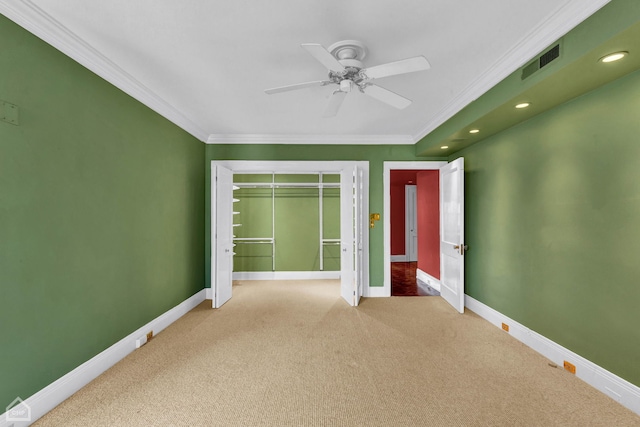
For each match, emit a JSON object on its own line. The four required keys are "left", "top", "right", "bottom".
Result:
{"left": 457, "top": 69, "right": 640, "bottom": 386}
{"left": 205, "top": 145, "right": 444, "bottom": 287}
{"left": 0, "top": 15, "right": 205, "bottom": 407}
{"left": 233, "top": 174, "right": 341, "bottom": 272}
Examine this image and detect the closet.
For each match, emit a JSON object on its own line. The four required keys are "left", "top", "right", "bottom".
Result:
{"left": 211, "top": 160, "right": 368, "bottom": 307}
{"left": 232, "top": 173, "right": 341, "bottom": 273}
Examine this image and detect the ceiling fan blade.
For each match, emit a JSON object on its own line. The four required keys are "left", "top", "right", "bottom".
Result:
{"left": 264, "top": 80, "right": 330, "bottom": 94}
{"left": 363, "top": 84, "right": 412, "bottom": 109}
{"left": 301, "top": 43, "right": 346, "bottom": 72}
{"left": 364, "top": 56, "right": 431, "bottom": 80}
{"left": 323, "top": 90, "right": 347, "bottom": 118}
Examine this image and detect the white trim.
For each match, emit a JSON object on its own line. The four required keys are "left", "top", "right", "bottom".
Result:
{"left": 0, "top": 290, "right": 206, "bottom": 427}
{"left": 205, "top": 287, "right": 214, "bottom": 300}
{"left": 416, "top": 268, "right": 441, "bottom": 292}
{"left": 465, "top": 294, "right": 640, "bottom": 416}
{"left": 232, "top": 271, "right": 340, "bottom": 281}
{"left": 0, "top": 0, "right": 208, "bottom": 142}
{"left": 383, "top": 161, "right": 447, "bottom": 298}
{"left": 412, "top": 0, "right": 611, "bottom": 142}
{"left": 390, "top": 255, "right": 408, "bottom": 262}
{"left": 213, "top": 160, "right": 363, "bottom": 174}
{"left": 206, "top": 134, "right": 414, "bottom": 145}
{"left": 365, "top": 286, "right": 388, "bottom": 298}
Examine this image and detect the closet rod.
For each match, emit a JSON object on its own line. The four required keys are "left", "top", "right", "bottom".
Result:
{"left": 234, "top": 182, "right": 340, "bottom": 189}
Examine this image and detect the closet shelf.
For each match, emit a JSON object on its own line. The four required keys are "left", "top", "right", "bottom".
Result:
{"left": 322, "top": 239, "right": 341, "bottom": 245}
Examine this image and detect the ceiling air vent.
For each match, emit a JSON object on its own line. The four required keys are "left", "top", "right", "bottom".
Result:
{"left": 521, "top": 42, "right": 561, "bottom": 80}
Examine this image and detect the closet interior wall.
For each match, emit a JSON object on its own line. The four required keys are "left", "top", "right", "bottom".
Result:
{"left": 233, "top": 173, "right": 341, "bottom": 273}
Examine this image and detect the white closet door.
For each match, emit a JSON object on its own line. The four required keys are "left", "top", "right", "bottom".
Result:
{"left": 439, "top": 157, "right": 465, "bottom": 313}
{"left": 212, "top": 164, "right": 234, "bottom": 308}
{"left": 353, "top": 165, "right": 363, "bottom": 306}
{"left": 340, "top": 165, "right": 355, "bottom": 306}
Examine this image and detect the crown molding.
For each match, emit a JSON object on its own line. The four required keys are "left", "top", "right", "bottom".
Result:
{"left": 412, "top": 0, "right": 611, "bottom": 141}
{"left": 0, "top": 0, "right": 209, "bottom": 142}
{"left": 206, "top": 134, "right": 415, "bottom": 145}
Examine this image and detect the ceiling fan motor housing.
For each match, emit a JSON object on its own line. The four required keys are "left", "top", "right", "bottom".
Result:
{"left": 329, "top": 40, "right": 367, "bottom": 69}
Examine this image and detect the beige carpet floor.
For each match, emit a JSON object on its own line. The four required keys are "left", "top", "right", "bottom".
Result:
{"left": 35, "top": 280, "right": 639, "bottom": 426}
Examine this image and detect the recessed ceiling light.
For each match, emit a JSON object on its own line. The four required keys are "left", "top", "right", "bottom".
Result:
{"left": 440, "top": 145, "right": 449, "bottom": 149}
{"left": 599, "top": 51, "right": 628, "bottom": 63}
{"left": 469, "top": 129, "right": 479, "bottom": 134}
{"left": 515, "top": 102, "right": 531, "bottom": 109}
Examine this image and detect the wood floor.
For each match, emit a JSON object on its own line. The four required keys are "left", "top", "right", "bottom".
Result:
{"left": 391, "top": 262, "right": 419, "bottom": 296}
{"left": 391, "top": 262, "right": 441, "bottom": 296}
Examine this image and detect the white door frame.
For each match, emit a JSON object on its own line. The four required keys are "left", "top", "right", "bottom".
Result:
{"left": 381, "top": 161, "right": 446, "bottom": 297}
{"left": 211, "top": 160, "right": 370, "bottom": 299}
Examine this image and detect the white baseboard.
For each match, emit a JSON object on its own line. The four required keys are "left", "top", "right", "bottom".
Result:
{"left": 1, "top": 289, "right": 206, "bottom": 427}
{"left": 205, "top": 287, "right": 213, "bottom": 300}
{"left": 416, "top": 269, "right": 441, "bottom": 292}
{"left": 232, "top": 271, "right": 340, "bottom": 281}
{"left": 366, "top": 286, "right": 389, "bottom": 297}
{"left": 465, "top": 295, "right": 640, "bottom": 416}
{"left": 390, "top": 255, "right": 408, "bottom": 262}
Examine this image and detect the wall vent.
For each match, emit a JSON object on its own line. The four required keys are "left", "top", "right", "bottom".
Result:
{"left": 521, "top": 42, "right": 561, "bottom": 80}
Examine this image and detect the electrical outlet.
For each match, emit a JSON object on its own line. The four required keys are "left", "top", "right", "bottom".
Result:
{"left": 501, "top": 323, "right": 509, "bottom": 332}
{"left": 563, "top": 361, "right": 576, "bottom": 374}
{"left": 147, "top": 331, "right": 154, "bottom": 341}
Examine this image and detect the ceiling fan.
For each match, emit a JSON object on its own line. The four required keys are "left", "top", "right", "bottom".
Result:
{"left": 264, "top": 40, "right": 431, "bottom": 117}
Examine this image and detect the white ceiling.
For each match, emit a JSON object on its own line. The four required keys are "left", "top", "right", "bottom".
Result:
{"left": 3, "top": 0, "right": 610, "bottom": 142}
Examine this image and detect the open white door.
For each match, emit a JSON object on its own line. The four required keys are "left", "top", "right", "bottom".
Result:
{"left": 212, "top": 164, "right": 234, "bottom": 308}
{"left": 341, "top": 163, "right": 367, "bottom": 306}
{"left": 353, "top": 165, "right": 365, "bottom": 305}
{"left": 439, "top": 157, "right": 465, "bottom": 313}
{"left": 341, "top": 165, "right": 362, "bottom": 306}
{"left": 405, "top": 185, "right": 418, "bottom": 262}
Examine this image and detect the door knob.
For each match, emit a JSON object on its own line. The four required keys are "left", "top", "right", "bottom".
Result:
{"left": 454, "top": 244, "right": 469, "bottom": 254}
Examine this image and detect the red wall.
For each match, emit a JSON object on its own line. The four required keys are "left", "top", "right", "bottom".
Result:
{"left": 390, "top": 170, "right": 418, "bottom": 255}
{"left": 417, "top": 171, "right": 440, "bottom": 279}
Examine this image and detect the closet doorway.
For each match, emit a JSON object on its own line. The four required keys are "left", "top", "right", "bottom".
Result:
{"left": 383, "top": 160, "right": 466, "bottom": 313}
{"left": 211, "top": 161, "right": 369, "bottom": 308}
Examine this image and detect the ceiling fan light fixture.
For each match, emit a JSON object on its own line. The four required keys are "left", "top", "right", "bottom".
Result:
{"left": 340, "top": 79, "right": 352, "bottom": 92}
